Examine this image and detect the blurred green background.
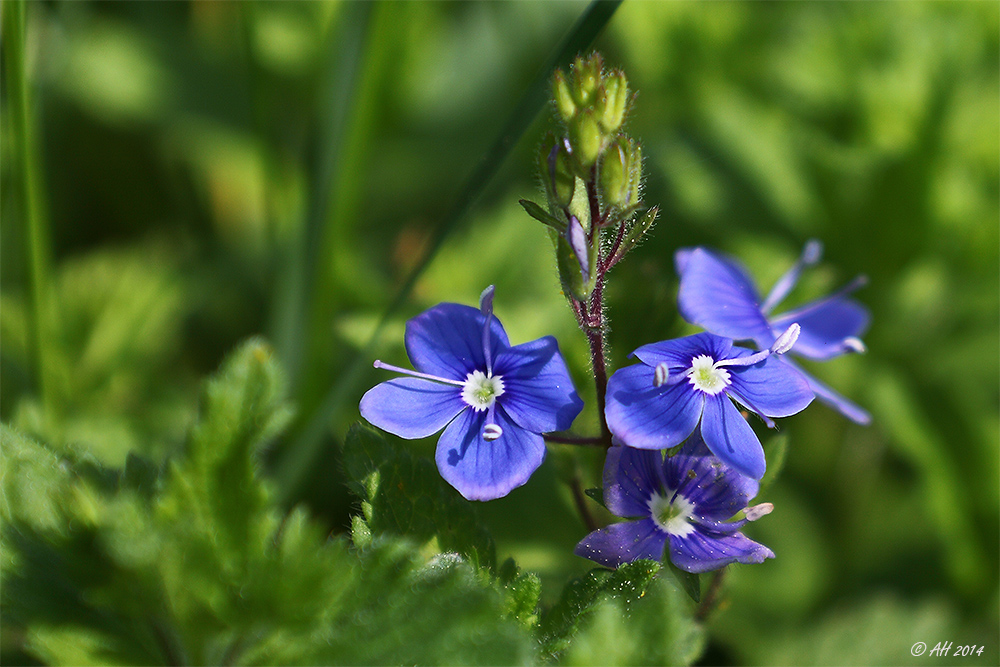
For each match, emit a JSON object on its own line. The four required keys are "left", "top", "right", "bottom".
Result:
{"left": 3, "top": 1, "right": 997, "bottom": 664}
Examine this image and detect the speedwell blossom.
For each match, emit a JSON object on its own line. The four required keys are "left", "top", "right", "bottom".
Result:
{"left": 360, "top": 286, "right": 583, "bottom": 501}
{"left": 574, "top": 441, "right": 775, "bottom": 573}
{"left": 604, "top": 330, "right": 812, "bottom": 480}
{"left": 675, "top": 241, "right": 871, "bottom": 424}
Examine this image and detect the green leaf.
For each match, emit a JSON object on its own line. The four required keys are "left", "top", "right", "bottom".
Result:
{"left": 520, "top": 198, "right": 568, "bottom": 232}
{"left": 4, "top": 346, "right": 533, "bottom": 666}
{"left": 666, "top": 559, "right": 702, "bottom": 603}
{"left": 560, "top": 575, "right": 706, "bottom": 666}
{"left": 497, "top": 558, "right": 541, "bottom": 627}
{"left": 610, "top": 205, "right": 658, "bottom": 265}
{"left": 538, "top": 559, "right": 661, "bottom": 660}
{"left": 166, "top": 338, "right": 293, "bottom": 562}
{"left": 583, "top": 486, "right": 606, "bottom": 509}
{"left": 342, "top": 422, "right": 497, "bottom": 570}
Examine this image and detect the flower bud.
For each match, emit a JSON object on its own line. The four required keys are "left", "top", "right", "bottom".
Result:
{"left": 569, "top": 110, "right": 602, "bottom": 171}
{"left": 571, "top": 54, "right": 601, "bottom": 108}
{"left": 599, "top": 71, "right": 628, "bottom": 134}
{"left": 552, "top": 70, "right": 576, "bottom": 122}
{"left": 599, "top": 141, "right": 628, "bottom": 207}
{"left": 627, "top": 141, "right": 643, "bottom": 206}
{"left": 547, "top": 141, "right": 576, "bottom": 208}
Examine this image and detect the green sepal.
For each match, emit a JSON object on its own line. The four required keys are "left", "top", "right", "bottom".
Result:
{"left": 569, "top": 109, "right": 603, "bottom": 171}
{"left": 519, "top": 198, "right": 566, "bottom": 233}
{"left": 584, "top": 487, "right": 607, "bottom": 509}
{"left": 599, "top": 140, "right": 629, "bottom": 207}
{"left": 666, "top": 558, "right": 702, "bottom": 603}
{"left": 554, "top": 226, "right": 596, "bottom": 302}
{"left": 552, "top": 69, "right": 577, "bottom": 122}
{"left": 599, "top": 70, "right": 629, "bottom": 134}
{"left": 570, "top": 54, "right": 601, "bottom": 108}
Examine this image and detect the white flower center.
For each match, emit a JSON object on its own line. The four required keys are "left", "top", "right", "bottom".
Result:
{"left": 461, "top": 370, "right": 505, "bottom": 411}
{"left": 687, "top": 354, "right": 731, "bottom": 395}
{"left": 648, "top": 491, "right": 695, "bottom": 537}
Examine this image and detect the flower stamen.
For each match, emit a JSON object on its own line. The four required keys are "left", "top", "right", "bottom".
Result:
{"left": 462, "top": 370, "right": 505, "bottom": 411}
{"left": 687, "top": 355, "right": 731, "bottom": 395}
{"left": 648, "top": 491, "right": 696, "bottom": 537}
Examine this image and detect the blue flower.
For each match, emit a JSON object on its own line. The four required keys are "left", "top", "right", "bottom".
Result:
{"left": 360, "top": 286, "right": 584, "bottom": 501}
{"left": 675, "top": 241, "right": 871, "bottom": 424}
{"left": 574, "top": 441, "right": 775, "bottom": 573}
{"left": 604, "top": 330, "right": 812, "bottom": 479}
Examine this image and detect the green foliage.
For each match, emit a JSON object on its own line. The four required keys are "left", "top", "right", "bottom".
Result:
{"left": 559, "top": 575, "right": 705, "bottom": 666}
{"left": 342, "top": 422, "right": 497, "bottom": 570}
{"left": 1, "top": 341, "right": 537, "bottom": 665}
{"left": 540, "top": 559, "right": 656, "bottom": 656}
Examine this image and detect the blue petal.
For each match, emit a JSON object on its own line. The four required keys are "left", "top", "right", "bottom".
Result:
{"left": 700, "top": 395, "right": 766, "bottom": 480}
{"left": 668, "top": 528, "right": 774, "bottom": 573}
{"left": 664, "top": 453, "right": 759, "bottom": 521}
{"left": 676, "top": 247, "right": 774, "bottom": 346}
{"left": 493, "top": 336, "right": 583, "bottom": 434}
{"left": 434, "top": 406, "right": 545, "bottom": 501}
{"left": 727, "top": 353, "right": 814, "bottom": 418}
{"left": 771, "top": 298, "right": 869, "bottom": 360}
{"left": 632, "top": 332, "right": 732, "bottom": 369}
{"left": 605, "top": 363, "right": 703, "bottom": 449}
{"left": 405, "top": 303, "right": 511, "bottom": 380}
{"left": 574, "top": 519, "right": 667, "bottom": 569}
{"left": 359, "top": 378, "right": 465, "bottom": 439}
{"left": 786, "top": 358, "right": 872, "bottom": 425}
{"left": 603, "top": 446, "right": 665, "bottom": 519}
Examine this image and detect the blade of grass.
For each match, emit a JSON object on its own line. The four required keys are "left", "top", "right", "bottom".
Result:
{"left": 275, "top": 0, "right": 623, "bottom": 503}
{"left": 268, "top": 1, "right": 369, "bottom": 390}
{"left": 3, "top": 0, "right": 59, "bottom": 425}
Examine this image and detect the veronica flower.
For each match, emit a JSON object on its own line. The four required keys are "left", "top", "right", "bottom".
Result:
{"left": 360, "top": 286, "right": 583, "bottom": 501}
{"left": 675, "top": 241, "right": 871, "bottom": 424}
{"left": 574, "top": 441, "right": 775, "bottom": 573}
{"left": 604, "top": 329, "right": 812, "bottom": 479}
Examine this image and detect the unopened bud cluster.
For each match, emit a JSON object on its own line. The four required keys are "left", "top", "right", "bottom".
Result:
{"left": 521, "top": 53, "right": 654, "bottom": 304}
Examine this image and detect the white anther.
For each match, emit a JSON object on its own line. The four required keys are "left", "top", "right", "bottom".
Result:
{"left": 771, "top": 323, "right": 801, "bottom": 355}
{"left": 843, "top": 337, "right": 866, "bottom": 354}
{"left": 744, "top": 502, "right": 774, "bottom": 521}
{"left": 654, "top": 362, "right": 670, "bottom": 387}
{"left": 483, "top": 423, "right": 503, "bottom": 441}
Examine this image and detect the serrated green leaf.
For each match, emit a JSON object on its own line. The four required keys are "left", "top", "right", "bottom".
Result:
{"left": 253, "top": 539, "right": 533, "bottom": 666}
{"left": 560, "top": 575, "right": 706, "bottom": 666}
{"left": 5, "top": 351, "right": 532, "bottom": 666}
{"left": 342, "top": 423, "right": 496, "bottom": 570}
{"left": 539, "top": 559, "right": 661, "bottom": 659}
{"left": 351, "top": 514, "right": 372, "bottom": 549}
{"left": 496, "top": 558, "right": 541, "bottom": 627}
